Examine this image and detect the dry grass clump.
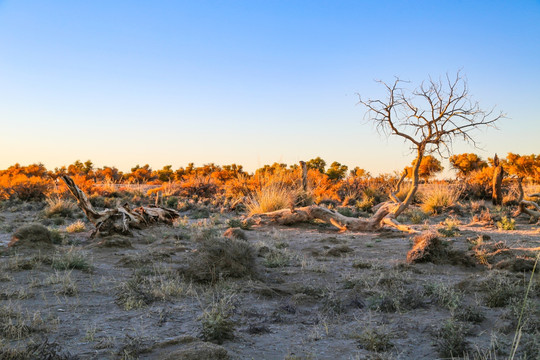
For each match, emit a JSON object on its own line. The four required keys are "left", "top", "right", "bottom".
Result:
{"left": 424, "top": 282, "right": 462, "bottom": 311}
{"left": 65, "top": 220, "right": 86, "bottom": 233}
{"left": 355, "top": 326, "right": 393, "bottom": 352}
{"left": 46, "top": 270, "right": 79, "bottom": 297}
{"left": 183, "top": 237, "right": 256, "bottom": 283}
{"left": 0, "top": 338, "right": 75, "bottom": 360}
{"left": 435, "top": 318, "right": 469, "bottom": 358}
{"left": 116, "top": 275, "right": 158, "bottom": 310}
{"left": 406, "top": 232, "right": 450, "bottom": 264}
{"left": 0, "top": 305, "right": 44, "bottom": 341}
{"left": 245, "top": 184, "right": 296, "bottom": 215}
{"left": 421, "top": 183, "right": 461, "bottom": 214}
{"left": 51, "top": 249, "right": 92, "bottom": 272}
{"left": 223, "top": 227, "right": 247, "bottom": 240}
{"left": 43, "top": 196, "right": 77, "bottom": 218}
{"left": 115, "top": 267, "right": 185, "bottom": 310}
{"left": 481, "top": 272, "right": 521, "bottom": 308}
{"left": 199, "top": 294, "right": 236, "bottom": 344}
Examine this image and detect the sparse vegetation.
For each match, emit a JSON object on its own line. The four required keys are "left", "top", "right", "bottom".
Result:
{"left": 199, "top": 294, "right": 236, "bottom": 344}
{"left": 355, "top": 326, "right": 393, "bottom": 352}
{"left": 435, "top": 318, "right": 469, "bottom": 358}
{"left": 51, "top": 249, "right": 92, "bottom": 271}
{"left": 183, "top": 237, "right": 256, "bottom": 283}
{"left": 1, "top": 157, "right": 539, "bottom": 358}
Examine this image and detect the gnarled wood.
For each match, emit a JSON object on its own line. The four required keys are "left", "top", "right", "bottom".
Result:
{"left": 61, "top": 175, "right": 181, "bottom": 237}
{"left": 517, "top": 199, "right": 540, "bottom": 221}
{"left": 246, "top": 203, "right": 418, "bottom": 233}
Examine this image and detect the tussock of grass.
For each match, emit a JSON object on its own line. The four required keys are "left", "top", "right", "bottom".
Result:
{"left": 51, "top": 249, "right": 92, "bottom": 272}
{"left": 482, "top": 273, "right": 520, "bottom": 308}
{"left": 65, "top": 219, "right": 86, "bottom": 233}
{"left": 183, "top": 237, "right": 256, "bottom": 283}
{"left": 116, "top": 275, "right": 157, "bottom": 310}
{"left": 43, "top": 197, "right": 77, "bottom": 218}
{"left": 424, "top": 282, "right": 462, "bottom": 311}
{"left": 199, "top": 295, "right": 236, "bottom": 344}
{"left": 10, "top": 223, "right": 53, "bottom": 247}
{"left": 435, "top": 318, "right": 469, "bottom": 358}
{"left": 355, "top": 326, "right": 393, "bottom": 352}
{"left": 46, "top": 270, "right": 78, "bottom": 296}
{"left": 421, "top": 184, "right": 461, "bottom": 214}
{"left": 245, "top": 184, "right": 296, "bottom": 215}
{"left": 0, "top": 305, "right": 43, "bottom": 340}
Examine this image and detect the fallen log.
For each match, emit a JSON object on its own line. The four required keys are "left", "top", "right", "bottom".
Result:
{"left": 61, "top": 176, "right": 181, "bottom": 237}
{"left": 246, "top": 202, "right": 417, "bottom": 233}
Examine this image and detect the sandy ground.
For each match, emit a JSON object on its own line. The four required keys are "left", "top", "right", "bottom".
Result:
{"left": 0, "top": 201, "right": 539, "bottom": 359}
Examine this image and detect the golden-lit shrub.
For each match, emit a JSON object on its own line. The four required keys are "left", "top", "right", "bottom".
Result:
{"left": 223, "top": 174, "right": 256, "bottom": 200}
{"left": 308, "top": 169, "right": 340, "bottom": 203}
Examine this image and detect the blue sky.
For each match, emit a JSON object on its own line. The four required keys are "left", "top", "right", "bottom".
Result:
{"left": 0, "top": 1, "right": 539, "bottom": 175}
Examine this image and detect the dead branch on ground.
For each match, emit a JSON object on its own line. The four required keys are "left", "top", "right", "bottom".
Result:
{"left": 61, "top": 176, "right": 181, "bottom": 237}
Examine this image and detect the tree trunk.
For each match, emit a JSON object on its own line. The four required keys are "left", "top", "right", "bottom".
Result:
{"left": 389, "top": 170, "right": 407, "bottom": 203}
{"left": 492, "top": 154, "right": 504, "bottom": 206}
{"left": 300, "top": 161, "right": 308, "bottom": 192}
{"left": 391, "top": 148, "right": 423, "bottom": 218}
{"left": 61, "top": 176, "right": 181, "bottom": 237}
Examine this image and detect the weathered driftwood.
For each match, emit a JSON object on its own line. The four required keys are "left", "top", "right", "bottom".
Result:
{"left": 517, "top": 199, "right": 540, "bottom": 221}
{"left": 472, "top": 241, "right": 540, "bottom": 271}
{"left": 61, "top": 176, "right": 181, "bottom": 237}
{"left": 246, "top": 203, "right": 417, "bottom": 233}
{"left": 512, "top": 180, "right": 540, "bottom": 220}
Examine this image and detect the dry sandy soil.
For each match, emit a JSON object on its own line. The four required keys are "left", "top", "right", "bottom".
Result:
{"left": 0, "top": 200, "right": 539, "bottom": 359}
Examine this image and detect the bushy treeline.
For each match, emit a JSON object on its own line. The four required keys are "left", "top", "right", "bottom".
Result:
{"left": 0, "top": 153, "right": 538, "bottom": 204}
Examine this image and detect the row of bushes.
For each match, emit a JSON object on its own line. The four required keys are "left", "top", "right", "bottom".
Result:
{"left": 1, "top": 158, "right": 536, "bottom": 207}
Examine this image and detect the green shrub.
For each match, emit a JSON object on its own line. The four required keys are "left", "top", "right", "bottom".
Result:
{"left": 497, "top": 216, "right": 516, "bottom": 230}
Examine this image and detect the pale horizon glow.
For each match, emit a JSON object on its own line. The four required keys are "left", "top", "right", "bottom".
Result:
{"left": 1, "top": 1, "right": 539, "bottom": 177}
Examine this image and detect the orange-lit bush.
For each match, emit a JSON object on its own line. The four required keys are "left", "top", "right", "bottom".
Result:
{"left": 180, "top": 175, "right": 219, "bottom": 198}
{"left": 0, "top": 174, "right": 52, "bottom": 200}
{"left": 462, "top": 167, "right": 494, "bottom": 200}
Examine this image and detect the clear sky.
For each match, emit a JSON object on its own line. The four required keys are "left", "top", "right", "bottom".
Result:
{"left": 0, "top": 1, "right": 539, "bottom": 176}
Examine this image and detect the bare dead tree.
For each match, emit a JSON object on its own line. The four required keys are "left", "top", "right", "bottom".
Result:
{"left": 358, "top": 71, "right": 505, "bottom": 217}
{"left": 245, "top": 72, "right": 504, "bottom": 234}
